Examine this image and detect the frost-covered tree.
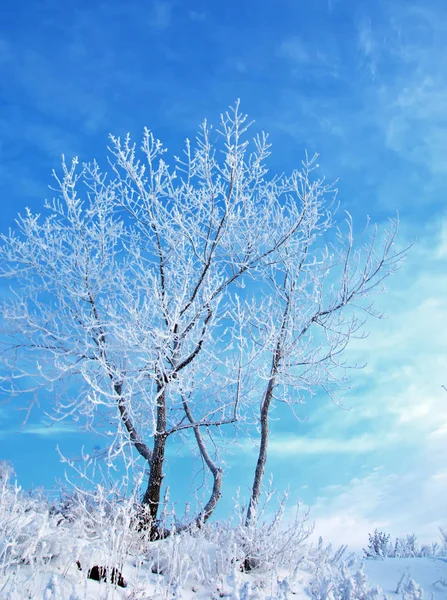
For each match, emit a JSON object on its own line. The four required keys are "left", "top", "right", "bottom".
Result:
{"left": 242, "top": 187, "right": 404, "bottom": 530}
{"left": 0, "top": 104, "right": 322, "bottom": 532}
{"left": 0, "top": 103, "right": 405, "bottom": 536}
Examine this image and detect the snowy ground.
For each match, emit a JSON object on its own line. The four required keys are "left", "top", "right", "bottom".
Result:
{"left": 1, "top": 471, "right": 446, "bottom": 599}
{"left": 2, "top": 553, "right": 447, "bottom": 599}
{"left": 0, "top": 560, "right": 309, "bottom": 599}
{"left": 363, "top": 556, "right": 447, "bottom": 600}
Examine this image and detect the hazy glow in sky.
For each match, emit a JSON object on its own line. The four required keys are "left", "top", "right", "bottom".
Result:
{"left": 1, "top": 0, "right": 447, "bottom": 548}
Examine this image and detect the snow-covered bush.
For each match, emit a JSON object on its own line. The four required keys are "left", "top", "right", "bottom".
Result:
{"left": 363, "top": 530, "right": 392, "bottom": 558}
{"left": 0, "top": 466, "right": 152, "bottom": 596}
{"left": 304, "top": 536, "right": 355, "bottom": 573}
{"left": 364, "top": 530, "right": 446, "bottom": 559}
{"left": 305, "top": 540, "right": 388, "bottom": 600}
{"left": 392, "top": 535, "right": 419, "bottom": 558}
{"left": 439, "top": 528, "right": 447, "bottom": 555}
{"left": 400, "top": 576, "right": 424, "bottom": 600}
{"left": 419, "top": 543, "right": 441, "bottom": 557}
{"left": 0, "top": 468, "right": 315, "bottom": 598}
{"left": 209, "top": 489, "right": 313, "bottom": 573}
{"left": 0, "top": 465, "right": 71, "bottom": 570}
{"left": 136, "top": 490, "right": 313, "bottom": 597}
{"left": 62, "top": 483, "right": 148, "bottom": 575}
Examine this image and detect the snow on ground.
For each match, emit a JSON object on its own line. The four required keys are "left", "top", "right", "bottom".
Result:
{"left": 1, "top": 471, "right": 446, "bottom": 599}
{"left": 0, "top": 557, "right": 310, "bottom": 599}
{"left": 3, "top": 554, "right": 447, "bottom": 599}
{"left": 2, "top": 552, "right": 447, "bottom": 598}
{"left": 363, "top": 556, "right": 447, "bottom": 600}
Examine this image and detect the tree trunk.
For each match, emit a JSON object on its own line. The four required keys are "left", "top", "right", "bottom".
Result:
{"left": 245, "top": 292, "right": 290, "bottom": 532}
{"left": 245, "top": 376, "right": 275, "bottom": 528}
{"left": 142, "top": 387, "right": 167, "bottom": 538}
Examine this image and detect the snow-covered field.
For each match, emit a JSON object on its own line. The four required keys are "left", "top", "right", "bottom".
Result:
{"left": 2, "top": 551, "right": 447, "bottom": 599}
{"left": 1, "top": 469, "right": 446, "bottom": 599}
{"left": 364, "top": 557, "right": 447, "bottom": 599}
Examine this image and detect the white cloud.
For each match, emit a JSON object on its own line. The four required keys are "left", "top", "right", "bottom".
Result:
{"left": 430, "top": 422, "right": 447, "bottom": 438}
{"left": 358, "top": 18, "right": 374, "bottom": 58}
{"left": 268, "top": 432, "right": 397, "bottom": 456}
{"left": 0, "top": 421, "right": 79, "bottom": 439}
{"left": 310, "top": 454, "right": 447, "bottom": 550}
{"left": 301, "top": 219, "right": 447, "bottom": 549}
{"left": 21, "top": 423, "right": 79, "bottom": 437}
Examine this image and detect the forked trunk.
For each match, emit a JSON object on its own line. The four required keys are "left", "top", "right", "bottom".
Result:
{"left": 115, "top": 380, "right": 168, "bottom": 539}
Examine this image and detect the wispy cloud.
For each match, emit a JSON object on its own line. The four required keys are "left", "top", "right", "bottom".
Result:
{"left": 310, "top": 454, "right": 447, "bottom": 549}
{"left": 267, "top": 433, "right": 398, "bottom": 456}
{"left": 357, "top": 16, "right": 378, "bottom": 78}
{"left": 361, "top": 4, "right": 447, "bottom": 177}
{"left": 294, "top": 219, "right": 447, "bottom": 546}
{"left": 0, "top": 421, "right": 79, "bottom": 439}
{"left": 22, "top": 423, "right": 79, "bottom": 437}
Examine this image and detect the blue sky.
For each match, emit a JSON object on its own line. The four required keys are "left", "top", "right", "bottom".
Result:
{"left": 1, "top": 0, "right": 447, "bottom": 548}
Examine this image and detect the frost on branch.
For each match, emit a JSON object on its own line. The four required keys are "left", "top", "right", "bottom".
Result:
{"left": 0, "top": 102, "right": 407, "bottom": 534}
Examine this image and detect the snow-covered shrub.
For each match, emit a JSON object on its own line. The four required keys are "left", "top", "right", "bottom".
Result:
{"left": 210, "top": 490, "right": 313, "bottom": 573}
{"left": 439, "top": 528, "right": 447, "bottom": 555}
{"left": 400, "top": 576, "right": 423, "bottom": 600}
{"left": 0, "top": 465, "right": 154, "bottom": 597}
{"left": 433, "top": 576, "right": 447, "bottom": 590}
{"left": 364, "top": 531, "right": 445, "bottom": 559}
{"left": 395, "top": 574, "right": 424, "bottom": 600}
{"left": 305, "top": 558, "right": 388, "bottom": 600}
{"left": 130, "top": 490, "right": 313, "bottom": 597}
{"left": 0, "top": 461, "right": 14, "bottom": 483}
{"left": 143, "top": 528, "right": 209, "bottom": 591}
{"left": 305, "top": 537, "right": 354, "bottom": 571}
{"left": 133, "top": 523, "right": 300, "bottom": 599}
{"left": 304, "top": 536, "right": 393, "bottom": 600}
{"left": 0, "top": 466, "right": 71, "bottom": 570}
{"left": 363, "top": 530, "right": 392, "bottom": 558}
{"left": 392, "top": 535, "right": 419, "bottom": 558}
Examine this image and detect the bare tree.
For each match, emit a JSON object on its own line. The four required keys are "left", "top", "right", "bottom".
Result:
{"left": 0, "top": 104, "right": 406, "bottom": 538}
{"left": 242, "top": 159, "right": 406, "bottom": 539}
{"left": 0, "top": 103, "right": 319, "bottom": 534}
